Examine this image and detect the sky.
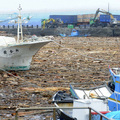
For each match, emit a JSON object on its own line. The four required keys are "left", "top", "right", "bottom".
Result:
{"left": 0, "top": 0, "right": 120, "bottom": 16}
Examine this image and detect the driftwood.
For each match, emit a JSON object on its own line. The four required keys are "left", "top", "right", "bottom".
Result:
{"left": 20, "top": 87, "right": 70, "bottom": 92}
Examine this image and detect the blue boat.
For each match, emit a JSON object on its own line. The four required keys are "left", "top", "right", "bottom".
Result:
{"left": 108, "top": 67, "right": 120, "bottom": 111}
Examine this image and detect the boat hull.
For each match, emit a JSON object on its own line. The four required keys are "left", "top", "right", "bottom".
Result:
{"left": 53, "top": 91, "right": 77, "bottom": 120}
{"left": 55, "top": 103, "right": 76, "bottom": 120}
{"left": 0, "top": 40, "right": 51, "bottom": 70}
{"left": 53, "top": 83, "right": 111, "bottom": 120}
{"left": 108, "top": 67, "right": 120, "bottom": 111}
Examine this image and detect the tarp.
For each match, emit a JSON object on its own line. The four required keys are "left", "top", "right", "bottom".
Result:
{"left": 69, "top": 29, "right": 79, "bottom": 37}
{"left": 103, "top": 111, "right": 120, "bottom": 120}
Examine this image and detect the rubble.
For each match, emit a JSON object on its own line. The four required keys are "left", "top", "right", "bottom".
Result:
{"left": 0, "top": 36, "right": 120, "bottom": 119}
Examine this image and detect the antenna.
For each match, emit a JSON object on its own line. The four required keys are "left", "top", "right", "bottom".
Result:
{"left": 17, "top": 4, "right": 23, "bottom": 43}
{"left": 108, "top": 3, "right": 109, "bottom": 13}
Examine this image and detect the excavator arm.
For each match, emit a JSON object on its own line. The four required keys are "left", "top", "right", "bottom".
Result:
{"left": 42, "top": 18, "right": 63, "bottom": 29}
{"left": 42, "top": 18, "right": 56, "bottom": 29}
{"left": 90, "top": 8, "right": 118, "bottom": 27}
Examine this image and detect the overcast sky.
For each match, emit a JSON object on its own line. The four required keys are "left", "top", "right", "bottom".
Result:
{"left": 0, "top": 0, "right": 120, "bottom": 15}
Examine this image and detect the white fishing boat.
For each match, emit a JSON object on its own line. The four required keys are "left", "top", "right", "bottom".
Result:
{"left": 0, "top": 5, "right": 52, "bottom": 70}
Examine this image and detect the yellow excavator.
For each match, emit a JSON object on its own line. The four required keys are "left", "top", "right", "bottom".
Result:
{"left": 41, "top": 18, "right": 63, "bottom": 29}
{"left": 90, "top": 8, "right": 118, "bottom": 27}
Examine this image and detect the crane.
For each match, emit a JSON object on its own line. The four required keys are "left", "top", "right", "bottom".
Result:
{"left": 90, "top": 8, "right": 118, "bottom": 27}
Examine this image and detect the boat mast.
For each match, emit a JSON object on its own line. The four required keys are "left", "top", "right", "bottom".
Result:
{"left": 17, "top": 4, "right": 23, "bottom": 43}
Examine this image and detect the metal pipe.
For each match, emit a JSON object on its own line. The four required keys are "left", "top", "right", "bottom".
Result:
{"left": 53, "top": 108, "right": 56, "bottom": 120}
{"left": 88, "top": 107, "right": 111, "bottom": 120}
{"left": 18, "top": 106, "right": 89, "bottom": 111}
{"left": 89, "top": 108, "right": 91, "bottom": 120}
{"left": 15, "top": 110, "right": 18, "bottom": 120}
{"left": 0, "top": 106, "right": 111, "bottom": 120}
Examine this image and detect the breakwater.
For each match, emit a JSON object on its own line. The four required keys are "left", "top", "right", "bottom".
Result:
{"left": 0, "top": 26, "right": 120, "bottom": 37}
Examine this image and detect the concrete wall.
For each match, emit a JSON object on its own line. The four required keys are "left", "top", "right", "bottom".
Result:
{"left": 0, "top": 27, "right": 120, "bottom": 37}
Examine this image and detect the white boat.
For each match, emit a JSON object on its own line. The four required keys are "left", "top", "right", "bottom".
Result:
{"left": 0, "top": 5, "right": 52, "bottom": 71}
{"left": 53, "top": 82, "right": 112, "bottom": 120}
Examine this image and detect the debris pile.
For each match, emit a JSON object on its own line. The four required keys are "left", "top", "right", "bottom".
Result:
{"left": 0, "top": 36, "right": 120, "bottom": 119}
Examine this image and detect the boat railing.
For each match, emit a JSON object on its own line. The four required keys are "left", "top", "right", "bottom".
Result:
{"left": 0, "top": 106, "right": 111, "bottom": 120}
{"left": 70, "top": 81, "right": 106, "bottom": 88}
{"left": 111, "top": 68, "right": 120, "bottom": 75}
{"left": 70, "top": 81, "right": 113, "bottom": 99}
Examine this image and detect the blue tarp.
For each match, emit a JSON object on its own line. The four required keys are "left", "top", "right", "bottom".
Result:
{"left": 69, "top": 29, "right": 79, "bottom": 37}
{"left": 103, "top": 111, "right": 120, "bottom": 120}
{"left": 59, "top": 33, "right": 66, "bottom": 37}
{"left": 60, "top": 29, "right": 91, "bottom": 37}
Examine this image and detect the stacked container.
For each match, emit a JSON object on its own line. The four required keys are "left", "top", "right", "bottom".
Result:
{"left": 49, "top": 15, "right": 77, "bottom": 24}
{"left": 77, "top": 14, "right": 98, "bottom": 23}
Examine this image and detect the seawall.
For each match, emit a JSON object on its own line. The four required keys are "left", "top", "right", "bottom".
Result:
{"left": 0, "top": 27, "right": 120, "bottom": 37}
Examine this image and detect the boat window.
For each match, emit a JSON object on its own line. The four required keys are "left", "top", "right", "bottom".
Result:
{"left": 3, "top": 50, "right": 7, "bottom": 54}
{"left": 10, "top": 50, "right": 13, "bottom": 53}
{"left": 16, "top": 49, "right": 19, "bottom": 52}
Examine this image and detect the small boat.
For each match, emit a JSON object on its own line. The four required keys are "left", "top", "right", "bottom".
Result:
{"left": 53, "top": 82, "right": 112, "bottom": 120}
{"left": 0, "top": 5, "right": 52, "bottom": 71}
